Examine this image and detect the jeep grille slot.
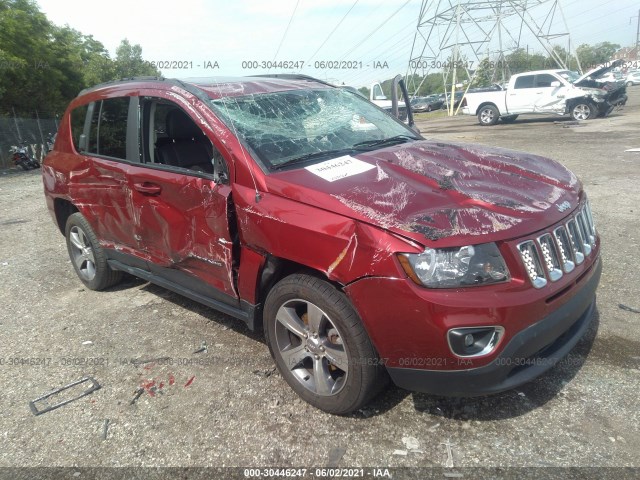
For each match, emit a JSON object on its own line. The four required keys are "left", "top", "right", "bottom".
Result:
{"left": 566, "top": 219, "right": 585, "bottom": 265}
{"left": 518, "top": 240, "right": 547, "bottom": 289}
{"left": 582, "top": 202, "right": 596, "bottom": 245}
{"left": 537, "top": 234, "right": 563, "bottom": 282}
{"left": 552, "top": 226, "right": 575, "bottom": 273}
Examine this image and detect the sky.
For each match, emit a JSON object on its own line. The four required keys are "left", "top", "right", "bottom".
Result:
{"left": 38, "top": 0, "right": 640, "bottom": 87}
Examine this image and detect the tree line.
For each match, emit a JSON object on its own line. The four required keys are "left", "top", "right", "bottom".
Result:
{"left": 0, "top": 0, "right": 159, "bottom": 117}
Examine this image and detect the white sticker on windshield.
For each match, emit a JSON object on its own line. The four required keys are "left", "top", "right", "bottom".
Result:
{"left": 305, "top": 156, "right": 375, "bottom": 182}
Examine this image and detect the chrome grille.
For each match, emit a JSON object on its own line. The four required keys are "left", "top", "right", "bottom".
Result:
{"left": 517, "top": 200, "right": 597, "bottom": 289}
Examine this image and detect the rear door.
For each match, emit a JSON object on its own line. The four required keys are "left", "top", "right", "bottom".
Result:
{"left": 69, "top": 96, "right": 147, "bottom": 267}
{"left": 127, "top": 92, "right": 239, "bottom": 305}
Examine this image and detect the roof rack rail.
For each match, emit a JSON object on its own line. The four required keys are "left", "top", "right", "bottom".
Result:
{"left": 248, "top": 73, "right": 337, "bottom": 88}
{"left": 78, "top": 76, "right": 171, "bottom": 96}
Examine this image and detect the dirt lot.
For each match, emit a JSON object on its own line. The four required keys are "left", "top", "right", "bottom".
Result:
{"left": 1, "top": 88, "right": 639, "bottom": 476}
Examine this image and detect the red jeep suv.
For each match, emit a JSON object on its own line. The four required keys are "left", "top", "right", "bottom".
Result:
{"left": 43, "top": 75, "right": 601, "bottom": 414}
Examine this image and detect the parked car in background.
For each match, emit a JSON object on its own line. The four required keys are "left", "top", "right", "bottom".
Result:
{"left": 625, "top": 71, "right": 640, "bottom": 86}
{"left": 462, "top": 60, "right": 627, "bottom": 125}
{"left": 410, "top": 94, "right": 443, "bottom": 112}
{"left": 43, "top": 74, "right": 601, "bottom": 414}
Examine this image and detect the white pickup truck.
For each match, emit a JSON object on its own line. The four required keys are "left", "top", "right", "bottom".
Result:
{"left": 462, "top": 62, "right": 628, "bottom": 126}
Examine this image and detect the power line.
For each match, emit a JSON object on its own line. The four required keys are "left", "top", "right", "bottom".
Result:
{"left": 337, "top": 0, "right": 414, "bottom": 61}
{"left": 308, "top": 0, "right": 360, "bottom": 61}
{"left": 273, "top": 0, "right": 302, "bottom": 62}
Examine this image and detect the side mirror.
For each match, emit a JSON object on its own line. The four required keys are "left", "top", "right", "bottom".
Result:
{"left": 550, "top": 81, "right": 561, "bottom": 87}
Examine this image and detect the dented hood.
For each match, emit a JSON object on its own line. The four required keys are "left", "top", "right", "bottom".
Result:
{"left": 267, "top": 140, "right": 582, "bottom": 247}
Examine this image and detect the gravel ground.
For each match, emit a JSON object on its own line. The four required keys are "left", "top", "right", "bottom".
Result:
{"left": 0, "top": 88, "right": 639, "bottom": 476}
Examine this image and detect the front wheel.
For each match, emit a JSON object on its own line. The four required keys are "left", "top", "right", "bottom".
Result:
{"left": 570, "top": 102, "right": 595, "bottom": 121}
{"left": 478, "top": 105, "right": 500, "bottom": 126}
{"left": 264, "top": 274, "right": 387, "bottom": 414}
{"left": 65, "top": 213, "right": 122, "bottom": 290}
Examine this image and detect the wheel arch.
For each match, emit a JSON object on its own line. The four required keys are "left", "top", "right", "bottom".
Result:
{"left": 253, "top": 255, "right": 344, "bottom": 331}
{"left": 53, "top": 198, "right": 79, "bottom": 235}
{"left": 476, "top": 102, "right": 499, "bottom": 116}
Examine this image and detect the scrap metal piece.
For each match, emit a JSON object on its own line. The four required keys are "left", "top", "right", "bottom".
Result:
{"left": 102, "top": 419, "right": 110, "bottom": 441}
{"left": 29, "top": 377, "right": 101, "bottom": 416}
{"left": 129, "top": 387, "right": 144, "bottom": 405}
{"left": 619, "top": 303, "right": 640, "bottom": 314}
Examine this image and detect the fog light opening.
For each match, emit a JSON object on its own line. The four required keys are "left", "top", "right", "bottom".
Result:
{"left": 448, "top": 326, "right": 504, "bottom": 358}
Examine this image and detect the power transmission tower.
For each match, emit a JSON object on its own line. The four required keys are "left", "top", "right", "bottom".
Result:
{"left": 406, "top": 0, "right": 579, "bottom": 114}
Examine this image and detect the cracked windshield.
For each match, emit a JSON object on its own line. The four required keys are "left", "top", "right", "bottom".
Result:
{"left": 211, "top": 88, "right": 417, "bottom": 169}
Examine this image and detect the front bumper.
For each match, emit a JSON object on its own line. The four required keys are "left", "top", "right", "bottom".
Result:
{"left": 386, "top": 257, "right": 601, "bottom": 396}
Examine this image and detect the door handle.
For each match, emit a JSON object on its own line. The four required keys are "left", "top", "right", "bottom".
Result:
{"left": 134, "top": 182, "right": 162, "bottom": 195}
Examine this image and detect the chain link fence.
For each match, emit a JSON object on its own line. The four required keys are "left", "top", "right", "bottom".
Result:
{"left": 0, "top": 110, "right": 59, "bottom": 170}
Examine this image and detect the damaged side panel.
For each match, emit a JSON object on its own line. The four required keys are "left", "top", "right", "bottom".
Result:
{"left": 233, "top": 184, "right": 416, "bottom": 286}
{"left": 129, "top": 166, "right": 239, "bottom": 301}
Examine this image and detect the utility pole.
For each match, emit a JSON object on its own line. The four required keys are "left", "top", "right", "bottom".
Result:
{"left": 636, "top": 9, "right": 639, "bottom": 54}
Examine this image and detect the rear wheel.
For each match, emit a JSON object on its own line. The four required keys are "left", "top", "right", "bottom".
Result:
{"left": 570, "top": 101, "right": 595, "bottom": 121}
{"left": 478, "top": 105, "right": 500, "bottom": 126}
{"left": 264, "top": 274, "right": 387, "bottom": 414}
{"left": 65, "top": 213, "right": 122, "bottom": 290}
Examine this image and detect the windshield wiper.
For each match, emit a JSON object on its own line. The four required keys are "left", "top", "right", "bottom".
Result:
{"left": 352, "top": 135, "right": 418, "bottom": 150}
{"left": 271, "top": 148, "right": 357, "bottom": 170}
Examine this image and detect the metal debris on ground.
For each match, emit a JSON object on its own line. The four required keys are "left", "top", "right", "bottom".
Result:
{"left": 252, "top": 367, "right": 277, "bottom": 378}
{"left": 392, "top": 450, "right": 408, "bottom": 456}
{"left": 193, "top": 341, "right": 208, "bottom": 354}
{"left": 618, "top": 303, "right": 640, "bottom": 314}
{"left": 29, "top": 377, "right": 101, "bottom": 416}
{"left": 102, "top": 419, "right": 110, "bottom": 440}
{"left": 624, "top": 148, "right": 640, "bottom": 152}
{"left": 441, "top": 439, "right": 455, "bottom": 468}
{"left": 401, "top": 435, "right": 423, "bottom": 453}
{"left": 129, "top": 387, "right": 144, "bottom": 405}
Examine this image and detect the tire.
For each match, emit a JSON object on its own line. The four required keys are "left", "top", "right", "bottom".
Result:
{"left": 18, "top": 162, "right": 30, "bottom": 171}
{"left": 264, "top": 274, "right": 387, "bottom": 415}
{"left": 501, "top": 115, "right": 518, "bottom": 123}
{"left": 65, "top": 213, "right": 122, "bottom": 290}
{"left": 627, "top": 81, "right": 633, "bottom": 87}
{"left": 478, "top": 105, "right": 500, "bottom": 126}
{"left": 570, "top": 101, "right": 595, "bottom": 121}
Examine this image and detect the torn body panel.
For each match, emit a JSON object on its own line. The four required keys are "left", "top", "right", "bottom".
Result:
{"left": 233, "top": 184, "right": 413, "bottom": 285}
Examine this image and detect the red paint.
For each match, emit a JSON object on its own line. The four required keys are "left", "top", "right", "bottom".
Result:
{"left": 169, "top": 374, "right": 175, "bottom": 386}
{"left": 184, "top": 376, "right": 195, "bottom": 388}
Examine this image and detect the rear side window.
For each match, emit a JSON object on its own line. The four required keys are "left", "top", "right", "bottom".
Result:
{"left": 514, "top": 76, "right": 534, "bottom": 89}
{"left": 70, "top": 104, "right": 89, "bottom": 152}
{"left": 534, "top": 74, "right": 557, "bottom": 87}
{"left": 87, "top": 97, "right": 130, "bottom": 160}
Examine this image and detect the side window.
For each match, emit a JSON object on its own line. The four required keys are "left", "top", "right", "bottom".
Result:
{"left": 514, "top": 76, "right": 534, "bottom": 89}
{"left": 87, "top": 97, "right": 130, "bottom": 160}
{"left": 534, "top": 74, "right": 558, "bottom": 88}
{"left": 141, "top": 97, "right": 227, "bottom": 180}
{"left": 70, "top": 104, "right": 89, "bottom": 152}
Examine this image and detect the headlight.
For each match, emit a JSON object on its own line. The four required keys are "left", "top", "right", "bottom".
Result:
{"left": 397, "top": 242, "right": 510, "bottom": 288}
